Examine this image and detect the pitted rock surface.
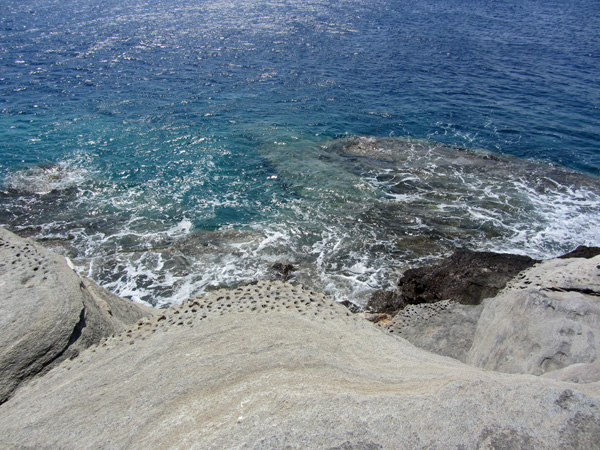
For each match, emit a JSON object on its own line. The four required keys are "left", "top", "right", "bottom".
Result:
{"left": 95, "top": 281, "right": 350, "bottom": 349}
{"left": 468, "top": 256, "right": 600, "bottom": 380}
{"left": 1, "top": 280, "right": 600, "bottom": 449}
{"left": 504, "top": 255, "right": 600, "bottom": 295}
{"left": 386, "top": 300, "right": 483, "bottom": 362}
{"left": 0, "top": 227, "right": 156, "bottom": 404}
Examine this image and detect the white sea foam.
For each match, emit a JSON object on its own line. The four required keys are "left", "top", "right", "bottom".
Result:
{"left": 5, "top": 136, "right": 599, "bottom": 309}
{"left": 4, "top": 162, "right": 89, "bottom": 195}
{"left": 166, "top": 219, "right": 193, "bottom": 238}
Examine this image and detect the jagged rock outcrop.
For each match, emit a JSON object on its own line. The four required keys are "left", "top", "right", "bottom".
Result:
{"left": 382, "top": 252, "right": 600, "bottom": 381}
{"left": 559, "top": 245, "right": 600, "bottom": 259}
{"left": 0, "top": 227, "right": 157, "bottom": 404}
{"left": 0, "top": 281, "right": 599, "bottom": 449}
{"left": 366, "top": 250, "right": 538, "bottom": 360}
{"left": 365, "top": 249, "right": 537, "bottom": 314}
{"left": 271, "top": 262, "right": 297, "bottom": 281}
{"left": 397, "top": 249, "right": 538, "bottom": 306}
{"left": 467, "top": 256, "right": 600, "bottom": 381}
{"left": 365, "top": 289, "right": 405, "bottom": 314}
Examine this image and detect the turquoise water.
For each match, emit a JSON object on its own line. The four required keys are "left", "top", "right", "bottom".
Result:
{"left": 1, "top": 0, "right": 599, "bottom": 306}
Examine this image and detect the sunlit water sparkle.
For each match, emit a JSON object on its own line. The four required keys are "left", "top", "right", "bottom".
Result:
{"left": 1, "top": 0, "right": 599, "bottom": 306}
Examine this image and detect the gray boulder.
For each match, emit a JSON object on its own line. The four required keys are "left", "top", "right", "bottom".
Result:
{"left": 366, "top": 289, "right": 405, "bottom": 314}
{"left": 0, "top": 227, "right": 157, "bottom": 404}
{"left": 1, "top": 281, "right": 599, "bottom": 449}
{"left": 467, "top": 256, "right": 600, "bottom": 379}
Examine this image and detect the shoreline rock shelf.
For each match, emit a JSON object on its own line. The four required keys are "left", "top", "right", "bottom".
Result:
{"left": 1, "top": 227, "right": 600, "bottom": 448}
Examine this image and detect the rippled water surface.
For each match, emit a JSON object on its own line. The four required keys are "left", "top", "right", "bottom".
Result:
{"left": 1, "top": 0, "right": 599, "bottom": 306}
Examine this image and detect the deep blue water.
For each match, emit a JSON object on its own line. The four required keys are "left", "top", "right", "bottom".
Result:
{"left": 1, "top": 0, "right": 599, "bottom": 306}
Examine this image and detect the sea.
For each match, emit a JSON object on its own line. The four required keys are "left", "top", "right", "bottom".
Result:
{"left": 1, "top": 0, "right": 599, "bottom": 307}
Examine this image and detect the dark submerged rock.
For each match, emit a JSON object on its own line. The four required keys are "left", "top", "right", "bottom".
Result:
{"left": 271, "top": 263, "right": 297, "bottom": 281}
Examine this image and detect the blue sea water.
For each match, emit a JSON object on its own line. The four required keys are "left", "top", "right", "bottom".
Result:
{"left": 1, "top": 0, "right": 599, "bottom": 306}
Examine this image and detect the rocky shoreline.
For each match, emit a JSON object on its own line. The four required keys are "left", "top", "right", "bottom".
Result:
{"left": 361, "top": 248, "right": 600, "bottom": 384}
{"left": 1, "top": 226, "right": 600, "bottom": 449}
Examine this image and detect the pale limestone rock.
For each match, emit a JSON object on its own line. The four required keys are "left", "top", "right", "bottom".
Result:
{"left": 0, "top": 281, "right": 599, "bottom": 449}
{"left": 543, "top": 359, "right": 600, "bottom": 384}
{"left": 467, "top": 256, "right": 600, "bottom": 378}
{"left": 0, "top": 227, "right": 157, "bottom": 404}
{"left": 505, "top": 255, "right": 600, "bottom": 294}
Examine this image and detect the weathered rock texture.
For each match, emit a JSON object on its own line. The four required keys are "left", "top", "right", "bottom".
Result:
{"left": 366, "top": 250, "right": 539, "bottom": 358}
{"left": 0, "top": 227, "right": 157, "bottom": 404}
{"left": 397, "top": 249, "right": 538, "bottom": 306}
{"left": 366, "top": 289, "right": 405, "bottom": 314}
{"left": 384, "top": 253, "right": 600, "bottom": 382}
{"left": 467, "top": 256, "right": 600, "bottom": 381}
{"left": 1, "top": 281, "right": 599, "bottom": 449}
{"left": 387, "top": 300, "right": 483, "bottom": 362}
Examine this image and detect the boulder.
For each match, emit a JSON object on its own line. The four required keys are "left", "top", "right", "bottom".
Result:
{"left": 467, "top": 256, "right": 600, "bottom": 379}
{"left": 362, "top": 250, "right": 538, "bottom": 314}
{"left": 543, "top": 359, "right": 600, "bottom": 384}
{"left": 365, "top": 289, "right": 405, "bottom": 314}
{"left": 397, "top": 249, "right": 538, "bottom": 306}
{"left": 271, "top": 262, "right": 297, "bottom": 281}
{"left": 0, "top": 227, "right": 157, "bottom": 404}
{"left": 0, "top": 281, "right": 599, "bottom": 449}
